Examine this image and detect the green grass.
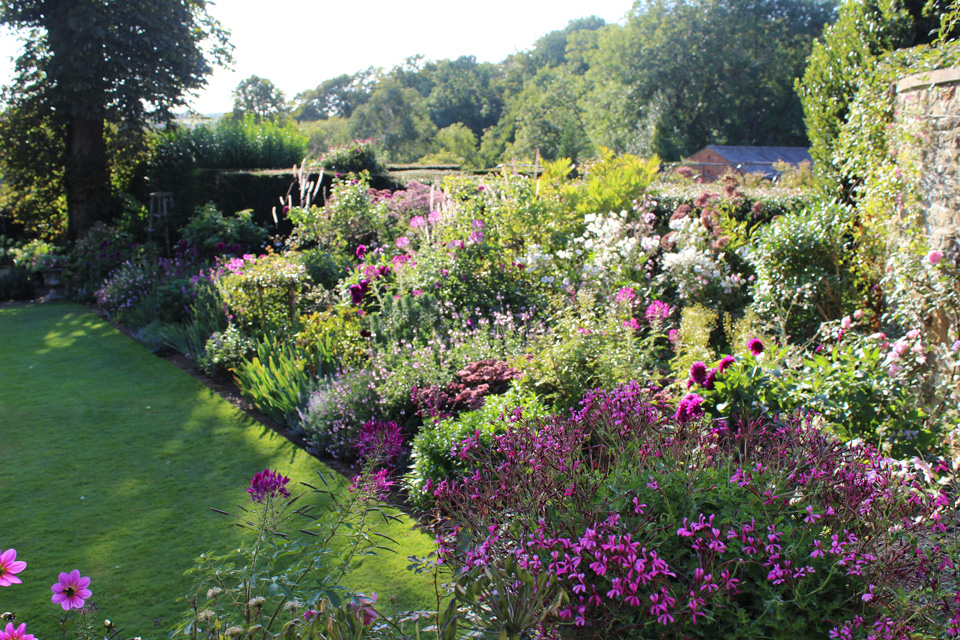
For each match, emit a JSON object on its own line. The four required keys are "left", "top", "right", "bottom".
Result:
{"left": 0, "top": 302, "right": 437, "bottom": 637}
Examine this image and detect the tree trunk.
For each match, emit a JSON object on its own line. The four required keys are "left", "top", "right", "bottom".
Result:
{"left": 65, "top": 115, "right": 109, "bottom": 241}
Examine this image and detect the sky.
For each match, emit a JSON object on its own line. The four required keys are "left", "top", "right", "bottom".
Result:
{"left": 0, "top": 0, "right": 635, "bottom": 115}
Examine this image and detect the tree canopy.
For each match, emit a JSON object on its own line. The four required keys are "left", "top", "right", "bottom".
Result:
{"left": 232, "top": 75, "right": 287, "bottom": 122}
{"left": 0, "top": 0, "right": 231, "bottom": 238}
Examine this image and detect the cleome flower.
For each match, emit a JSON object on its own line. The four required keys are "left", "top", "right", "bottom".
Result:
{"left": 247, "top": 469, "right": 291, "bottom": 503}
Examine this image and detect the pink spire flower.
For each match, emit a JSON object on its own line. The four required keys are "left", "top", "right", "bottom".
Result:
{"left": 0, "top": 623, "right": 36, "bottom": 640}
{"left": 0, "top": 548, "right": 26, "bottom": 587}
{"left": 50, "top": 570, "right": 92, "bottom": 610}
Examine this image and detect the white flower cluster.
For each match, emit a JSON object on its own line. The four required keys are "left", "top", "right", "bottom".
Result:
{"left": 567, "top": 211, "right": 660, "bottom": 286}
{"left": 659, "top": 217, "right": 742, "bottom": 300}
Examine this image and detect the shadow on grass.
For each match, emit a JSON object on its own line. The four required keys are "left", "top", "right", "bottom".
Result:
{"left": 0, "top": 302, "right": 436, "bottom": 635}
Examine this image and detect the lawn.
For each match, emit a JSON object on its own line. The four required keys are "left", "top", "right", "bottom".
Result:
{"left": 0, "top": 302, "right": 436, "bottom": 637}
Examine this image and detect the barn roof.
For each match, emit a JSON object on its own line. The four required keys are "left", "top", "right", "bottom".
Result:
{"left": 698, "top": 145, "right": 812, "bottom": 176}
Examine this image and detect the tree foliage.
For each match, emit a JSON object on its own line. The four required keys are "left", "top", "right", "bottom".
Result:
{"left": 232, "top": 75, "right": 287, "bottom": 123}
{"left": 599, "top": 0, "right": 836, "bottom": 160}
{"left": 0, "top": 0, "right": 232, "bottom": 239}
{"left": 797, "top": 0, "right": 955, "bottom": 196}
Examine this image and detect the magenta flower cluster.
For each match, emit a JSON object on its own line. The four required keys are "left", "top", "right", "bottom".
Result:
{"left": 644, "top": 300, "right": 672, "bottom": 324}
{"left": 247, "top": 469, "right": 291, "bottom": 503}
{"left": 431, "top": 381, "right": 960, "bottom": 638}
{"left": 353, "top": 419, "right": 405, "bottom": 466}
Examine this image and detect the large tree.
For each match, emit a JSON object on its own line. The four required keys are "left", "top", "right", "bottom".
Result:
{"left": 0, "top": 0, "right": 231, "bottom": 239}
{"left": 595, "top": 0, "right": 836, "bottom": 160}
{"left": 232, "top": 75, "right": 287, "bottom": 123}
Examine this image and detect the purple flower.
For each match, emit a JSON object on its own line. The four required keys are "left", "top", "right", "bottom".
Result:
{"left": 354, "top": 419, "right": 404, "bottom": 465}
{"left": 703, "top": 368, "right": 717, "bottom": 390}
{"left": 247, "top": 469, "right": 290, "bottom": 503}
{"left": 645, "top": 301, "right": 672, "bottom": 324}
{"left": 615, "top": 287, "right": 636, "bottom": 303}
{"left": 472, "top": 219, "right": 485, "bottom": 230}
{"left": 355, "top": 244, "right": 367, "bottom": 260}
{"left": 717, "top": 355, "right": 736, "bottom": 372}
{"left": 747, "top": 338, "right": 764, "bottom": 356}
{"left": 623, "top": 318, "right": 640, "bottom": 331}
{"left": 348, "top": 594, "right": 379, "bottom": 627}
{"left": 351, "top": 468, "right": 394, "bottom": 500}
{"left": 428, "top": 210, "right": 442, "bottom": 225}
{"left": 689, "top": 362, "right": 708, "bottom": 385}
{"left": 674, "top": 393, "right": 705, "bottom": 424}
{"left": 349, "top": 279, "right": 370, "bottom": 305}
{"left": 468, "top": 230, "right": 484, "bottom": 244}
{"left": 396, "top": 236, "right": 410, "bottom": 249}
{"left": 410, "top": 216, "right": 426, "bottom": 229}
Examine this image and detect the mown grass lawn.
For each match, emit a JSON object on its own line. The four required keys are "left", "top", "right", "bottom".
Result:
{"left": 0, "top": 302, "right": 436, "bottom": 637}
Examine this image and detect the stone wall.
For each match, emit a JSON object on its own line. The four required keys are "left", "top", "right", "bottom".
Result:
{"left": 896, "top": 67, "right": 960, "bottom": 252}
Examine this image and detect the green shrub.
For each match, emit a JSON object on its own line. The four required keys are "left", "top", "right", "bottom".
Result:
{"left": 747, "top": 201, "right": 857, "bottom": 340}
{"left": 297, "top": 247, "right": 352, "bottom": 290}
{"left": 404, "top": 385, "right": 551, "bottom": 509}
{"left": 287, "top": 173, "right": 391, "bottom": 254}
{"left": 198, "top": 324, "right": 254, "bottom": 376}
{"left": 521, "top": 292, "right": 672, "bottom": 410}
{"left": 217, "top": 253, "right": 307, "bottom": 334}
{"left": 565, "top": 148, "right": 660, "bottom": 215}
{"left": 151, "top": 114, "right": 308, "bottom": 171}
{"left": 179, "top": 203, "right": 267, "bottom": 258}
{"left": 318, "top": 138, "right": 384, "bottom": 175}
{"left": 65, "top": 223, "right": 138, "bottom": 301}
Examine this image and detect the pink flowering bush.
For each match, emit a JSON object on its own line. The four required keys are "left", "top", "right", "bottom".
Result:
{"left": 432, "top": 381, "right": 959, "bottom": 638}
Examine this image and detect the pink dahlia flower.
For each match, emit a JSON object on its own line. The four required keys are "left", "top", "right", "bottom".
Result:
{"left": 747, "top": 338, "right": 764, "bottom": 356}
{"left": 0, "top": 623, "right": 36, "bottom": 640}
{"left": 0, "top": 548, "right": 26, "bottom": 587}
{"left": 51, "top": 570, "right": 92, "bottom": 610}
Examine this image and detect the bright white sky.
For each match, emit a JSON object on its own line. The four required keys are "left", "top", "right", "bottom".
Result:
{"left": 0, "top": 0, "right": 634, "bottom": 115}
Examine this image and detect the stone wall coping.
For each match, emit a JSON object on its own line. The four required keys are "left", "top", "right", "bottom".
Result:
{"left": 897, "top": 67, "right": 960, "bottom": 93}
